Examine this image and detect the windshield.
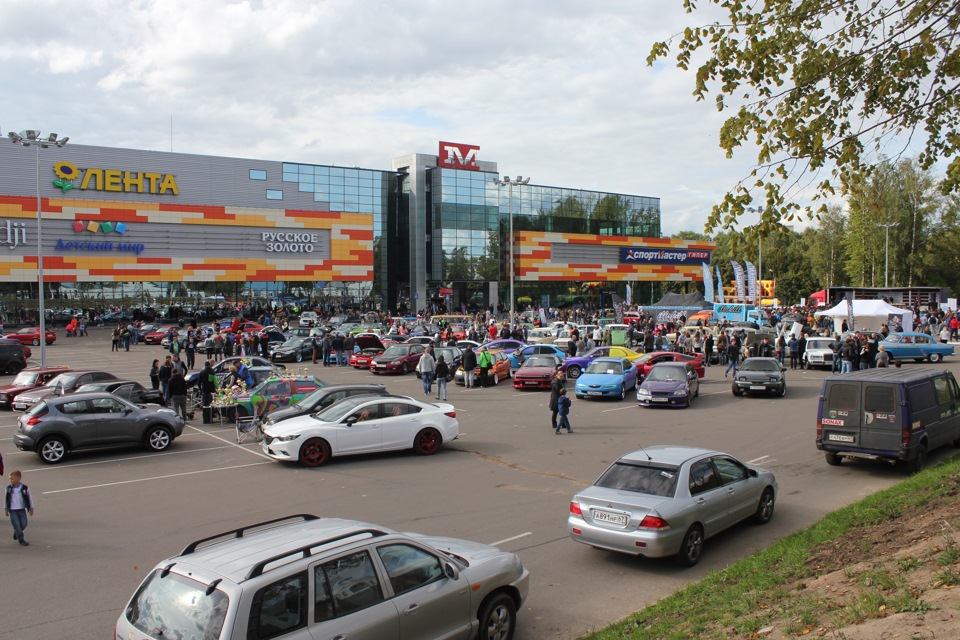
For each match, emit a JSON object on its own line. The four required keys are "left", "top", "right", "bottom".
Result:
{"left": 740, "top": 359, "right": 781, "bottom": 372}
{"left": 586, "top": 361, "right": 622, "bottom": 375}
{"left": 634, "top": 354, "right": 653, "bottom": 364}
{"left": 315, "top": 398, "right": 365, "bottom": 422}
{"left": 524, "top": 357, "right": 557, "bottom": 368}
{"left": 806, "top": 340, "right": 832, "bottom": 350}
{"left": 434, "top": 348, "right": 457, "bottom": 361}
{"left": 281, "top": 339, "right": 300, "bottom": 348}
{"left": 126, "top": 570, "right": 229, "bottom": 640}
{"left": 596, "top": 461, "right": 678, "bottom": 497}
{"left": 11, "top": 372, "right": 39, "bottom": 386}
{"left": 646, "top": 366, "right": 685, "bottom": 381}
{"left": 382, "top": 346, "right": 409, "bottom": 357}
{"left": 45, "top": 372, "right": 79, "bottom": 388}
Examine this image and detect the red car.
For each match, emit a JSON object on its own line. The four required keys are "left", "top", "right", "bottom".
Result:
{"left": 633, "top": 351, "right": 705, "bottom": 380}
{"left": 220, "top": 321, "right": 264, "bottom": 335}
{"left": 8, "top": 327, "right": 57, "bottom": 346}
{"left": 349, "top": 334, "right": 386, "bottom": 369}
{"left": 143, "top": 324, "right": 180, "bottom": 345}
{"left": 0, "top": 367, "right": 72, "bottom": 409}
{"left": 512, "top": 355, "right": 561, "bottom": 390}
{"left": 370, "top": 343, "right": 426, "bottom": 374}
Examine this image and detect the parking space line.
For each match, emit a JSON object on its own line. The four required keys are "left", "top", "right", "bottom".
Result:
{"left": 42, "top": 461, "right": 272, "bottom": 494}
{"left": 20, "top": 445, "right": 244, "bottom": 471}
{"left": 187, "top": 425, "right": 275, "bottom": 460}
{"left": 601, "top": 405, "right": 634, "bottom": 412}
{"left": 489, "top": 531, "right": 532, "bottom": 546}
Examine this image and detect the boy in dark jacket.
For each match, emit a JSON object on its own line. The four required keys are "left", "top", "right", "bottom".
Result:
{"left": 5, "top": 470, "right": 34, "bottom": 546}
{"left": 556, "top": 388, "right": 573, "bottom": 434}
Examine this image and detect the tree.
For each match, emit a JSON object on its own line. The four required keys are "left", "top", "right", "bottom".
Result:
{"left": 649, "top": 1, "right": 960, "bottom": 236}
{"left": 553, "top": 196, "right": 588, "bottom": 220}
{"left": 804, "top": 206, "right": 847, "bottom": 288}
{"left": 443, "top": 246, "right": 475, "bottom": 281}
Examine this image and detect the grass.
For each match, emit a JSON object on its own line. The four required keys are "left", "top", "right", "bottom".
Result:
{"left": 578, "top": 454, "right": 960, "bottom": 640}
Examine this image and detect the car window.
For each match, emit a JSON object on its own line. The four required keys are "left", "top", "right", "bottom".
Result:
{"left": 350, "top": 405, "right": 381, "bottom": 422}
{"left": 262, "top": 381, "right": 289, "bottom": 396}
{"left": 933, "top": 377, "right": 951, "bottom": 405}
{"left": 113, "top": 384, "right": 134, "bottom": 400}
{"left": 92, "top": 372, "right": 115, "bottom": 382}
{"left": 907, "top": 381, "right": 937, "bottom": 409}
{"left": 60, "top": 400, "right": 89, "bottom": 415}
{"left": 248, "top": 572, "right": 308, "bottom": 639}
{"left": 595, "top": 461, "right": 678, "bottom": 497}
{"left": 318, "top": 391, "right": 347, "bottom": 409}
{"left": 915, "top": 335, "right": 929, "bottom": 344}
{"left": 712, "top": 457, "right": 748, "bottom": 485}
{"left": 91, "top": 397, "right": 127, "bottom": 413}
{"left": 827, "top": 383, "right": 859, "bottom": 411}
{"left": 865, "top": 386, "right": 896, "bottom": 413}
{"left": 376, "top": 544, "right": 444, "bottom": 596}
{"left": 127, "top": 570, "right": 229, "bottom": 640}
{"left": 382, "top": 402, "right": 421, "bottom": 417}
{"left": 314, "top": 551, "right": 384, "bottom": 621}
{"left": 688, "top": 461, "right": 721, "bottom": 496}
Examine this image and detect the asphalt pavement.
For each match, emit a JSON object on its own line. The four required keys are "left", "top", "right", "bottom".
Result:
{"left": 0, "top": 328, "right": 952, "bottom": 639}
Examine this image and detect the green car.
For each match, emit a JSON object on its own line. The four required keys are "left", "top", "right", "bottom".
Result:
{"left": 230, "top": 376, "right": 322, "bottom": 418}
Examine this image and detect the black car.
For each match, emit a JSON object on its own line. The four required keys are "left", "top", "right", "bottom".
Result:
{"left": 75, "top": 380, "right": 164, "bottom": 405}
{"left": 271, "top": 337, "right": 318, "bottom": 363}
{"left": 184, "top": 356, "right": 281, "bottom": 388}
{"left": 261, "top": 384, "right": 389, "bottom": 427}
{"left": 0, "top": 339, "right": 27, "bottom": 374}
{"left": 732, "top": 357, "right": 787, "bottom": 397}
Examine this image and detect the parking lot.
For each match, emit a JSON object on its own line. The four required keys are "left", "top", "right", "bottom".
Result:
{"left": 0, "top": 328, "right": 949, "bottom": 639}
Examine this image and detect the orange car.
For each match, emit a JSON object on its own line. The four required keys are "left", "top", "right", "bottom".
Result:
{"left": 454, "top": 349, "right": 512, "bottom": 386}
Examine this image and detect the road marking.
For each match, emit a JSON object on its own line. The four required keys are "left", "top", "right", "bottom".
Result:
{"left": 187, "top": 425, "right": 275, "bottom": 460}
{"left": 489, "top": 531, "right": 532, "bottom": 546}
{"left": 601, "top": 405, "right": 635, "bottom": 412}
{"left": 19, "top": 445, "right": 245, "bottom": 471}
{"left": 42, "top": 461, "right": 272, "bottom": 494}
{"left": 747, "top": 455, "right": 775, "bottom": 465}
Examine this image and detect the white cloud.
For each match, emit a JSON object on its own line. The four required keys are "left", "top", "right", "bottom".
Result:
{"left": 0, "top": 0, "right": 863, "bottom": 237}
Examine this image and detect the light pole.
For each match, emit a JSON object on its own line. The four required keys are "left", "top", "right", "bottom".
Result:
{"left": 746, "top": 207, "right": 764, "bottom": 303}
{"left": 878, "top": 222, "right": 899, "bottom": 288}
{"left": 8, "top": 130, "right": 69, "bottom": 369}
{"left": 492, "top": 175, "right": 530, "bottom": 326}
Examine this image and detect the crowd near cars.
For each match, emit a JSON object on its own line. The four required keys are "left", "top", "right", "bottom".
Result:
{"left": 6, "top": 303, "right": 960, "bottom": 639}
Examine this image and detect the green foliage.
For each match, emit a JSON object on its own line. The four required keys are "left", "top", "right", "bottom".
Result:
{"left": 649, "top": 1, "right": 960, "bottom": 235}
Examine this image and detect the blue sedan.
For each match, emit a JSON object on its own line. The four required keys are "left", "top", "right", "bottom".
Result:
{"left": 880, "top": 332, "right": 954, "bottom": 363}
{"left": 508, "top": 344, "right": 568, "bottom": 370}
{"left": 574, "top": 357, "right": 639, "bottom": 400}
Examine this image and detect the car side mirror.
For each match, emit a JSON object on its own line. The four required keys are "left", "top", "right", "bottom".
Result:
{"left": 345, "top": 416, "right": 358, "bottom": 426}
{"left": 748, "top": 468, "right": 758, "bottom": 478}
{"left": 443, "top": 561, "right": 460, "bottom": 581}
{"left": 781, "top": 365, "right": 787, "bottom": 371}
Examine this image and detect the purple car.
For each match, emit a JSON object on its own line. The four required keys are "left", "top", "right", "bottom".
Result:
{"left": 561, "top": 346, "right": 619, "bottom": 379}
{"left": 483, "top": 339, "right": 527, "bottom": 354}
{"left": 637, "top": 362, "right": 700, "bottom": 407}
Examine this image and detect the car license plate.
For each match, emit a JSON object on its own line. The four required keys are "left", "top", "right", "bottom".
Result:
{"left": 525, "top": 381, "right": 538, "bottom": 386}
{"left": 589, "top": 391, "right": 602, "bottom": 396}
{"left": 376, "top": 363, "right": 386, "bottom": 368}
{"left": 828, "top": 434, "right": 855, "bottom": 443}
{"left": 651, "top": 397, "right": 668, "bottom": 402}
{"left": 750, "top": 385, "right": 766, "bottom": 390}
{"left": 592, "top": 510, "right": 628, "bottom": 526}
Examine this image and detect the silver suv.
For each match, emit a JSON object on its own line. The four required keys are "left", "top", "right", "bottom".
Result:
{"left": 117, "top": 514, "right": 530, "bottom": 640}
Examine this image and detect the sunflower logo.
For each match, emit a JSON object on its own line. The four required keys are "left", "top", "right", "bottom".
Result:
{"left": 52, "top": 161, "right": 80, "bottom": 192}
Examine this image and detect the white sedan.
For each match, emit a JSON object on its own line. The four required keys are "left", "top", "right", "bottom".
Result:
{"left": 261, "top": 395, "right": 460, "bottom": 467}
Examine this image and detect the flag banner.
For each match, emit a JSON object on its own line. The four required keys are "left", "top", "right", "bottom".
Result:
{"left": 716, "top": 264, "right": 725, "bottom": 303}
{"left": 731, "top": 261, "right": 747, "bottom": 302}
{"left": 702, "top": 263, "right": 714, "bottom": 303}
{"left": 846, "top": 293, "right": 855, "bottom": 331}
{"left": 625, "top": 284, "right": 632, "bottom": 306}
{"left": 745, "top": 261, "right": 757, "bottom": 302}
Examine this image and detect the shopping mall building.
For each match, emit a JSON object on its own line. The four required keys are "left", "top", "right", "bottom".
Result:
{"left": 0, "top": 138, "right": 713, "bottom": 312}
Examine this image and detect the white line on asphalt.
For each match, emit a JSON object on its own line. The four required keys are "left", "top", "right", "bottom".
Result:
{"left": 489, "top": 531, "right": 532, "bottom": 546}
{"left": 20, "top": 445, "right": 244, "bottom": 471}
{"left": 42, "top": 461, "right": 272, "bottom": 494}
{"left": 187, "top": 425, "right": 275, "bottom": 460}
{"left": 601, "top": 405, "right": 635, "bottom": 412}
{"left": 747, "top": 455, "right": 774, "bottom": 465}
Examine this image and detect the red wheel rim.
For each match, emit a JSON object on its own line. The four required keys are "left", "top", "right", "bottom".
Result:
{"left": 418, "top": 429, "right": 440, "bottom": 454}
{"left": 301, "top": 440, "right": 327, "bottom": 466}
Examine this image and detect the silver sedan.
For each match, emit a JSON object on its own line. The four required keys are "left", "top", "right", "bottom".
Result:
{"left": 568, "top": 445, "right": 777, "bottom": 566}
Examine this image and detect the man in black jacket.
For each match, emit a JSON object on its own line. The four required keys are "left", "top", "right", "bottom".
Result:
{"left": 462, "top": 346, "right": 477, "bottom": 389}
{"left": 200, "top": 359, "right": 217, "bottom": 424}
{"left": 549, "top": 370, "right": 566, "bottom": 431}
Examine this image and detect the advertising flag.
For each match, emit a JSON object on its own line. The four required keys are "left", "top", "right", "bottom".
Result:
{"left": 715, "top": 264, "right": 725, "bottom": 303}
{"left": 702, "top": 263, "right": 714, "bottom": 303}
{"left": 731, "top": 261, "right": 746, "bottom": 302}
{"left": 625, "top": 283, "right": 632, "bottom": 306}
{"left": 846, "top": 293, "right": 855, "bottom": 331}
{"left": 745, "top": 261, "right": 758, "bottom": 302}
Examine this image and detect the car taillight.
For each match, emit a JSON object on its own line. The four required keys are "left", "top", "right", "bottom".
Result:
{"left": 569, "top": 501, "right": 582, "bottom": 516}
{"left": 816, "top": 419, "right": 822, "bottom": 439}
{"left": 444, "top": 411, "right": 456, "bottom": 418}
{"left": 26, "top": 412, "right": 47, "bottom": 426}
{"left": 638, "top": 515, "right": 670, "bottom": 529}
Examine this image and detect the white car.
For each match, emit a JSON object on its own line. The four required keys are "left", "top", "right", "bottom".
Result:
{"left": 299, "top": 311, "right": 318, "bottom": 327}
{"left": 262, "top": 395, "right": 460, "bottom": 467}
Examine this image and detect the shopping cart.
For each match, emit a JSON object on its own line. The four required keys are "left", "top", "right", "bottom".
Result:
{"left": 235, "top": 415, "right": 262, "bottom": 444}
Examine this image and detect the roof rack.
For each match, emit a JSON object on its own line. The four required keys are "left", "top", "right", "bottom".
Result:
{"left": 246, "top": 528, "right": 389, "bottom": 579}
{"left": 181, "top": 514, "right": 319, "bottom": 555}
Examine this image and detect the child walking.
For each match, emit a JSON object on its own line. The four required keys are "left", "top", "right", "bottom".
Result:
{"left": 556, "top": 388, "right": 573, "bottom": 434}
{"left": 5, "top": 470, "right": 35, "bottom": 546}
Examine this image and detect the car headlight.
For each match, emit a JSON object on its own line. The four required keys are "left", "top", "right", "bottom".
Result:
{"left": 391, "top": 360, "right": 402, "bottom": 365}
{"left": 275, "top": 434, "right": 300, "bottom": 442}
{"left": 603, "top": 384, "right": 615, "bottom": 389}
{"left": 638, "top": 389, "right": 651, "bottom": 396}
{"left": 673, "top": 388, "right": 688, "bottom": 396}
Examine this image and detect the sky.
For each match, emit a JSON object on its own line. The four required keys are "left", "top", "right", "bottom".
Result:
{"left": 1, "top": 0, "right": 780, "bottom": 235}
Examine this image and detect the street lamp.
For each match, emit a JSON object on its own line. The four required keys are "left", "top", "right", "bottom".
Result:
{"left": 746, "top": 207, "right": 764, "bottom": 303}
{"left": 878, "top": 221, "right": 899, "bottom": 288}
{"left": 8, "top": 130, "right": 69, "bottom": 369}
{"left": 492, "top": 175, "right": 530, "bottom": 326}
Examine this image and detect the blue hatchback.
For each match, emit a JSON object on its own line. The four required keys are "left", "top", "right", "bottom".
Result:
{"left": 574, "top": 357, "right": 639, "bottom": 400}
{"left": 508, "top": 344, "right": 567, "bottom": 370}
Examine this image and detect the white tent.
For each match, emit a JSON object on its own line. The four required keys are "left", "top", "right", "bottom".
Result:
{"left": 814, "top": 299, "right": 914, "bottom": 334}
